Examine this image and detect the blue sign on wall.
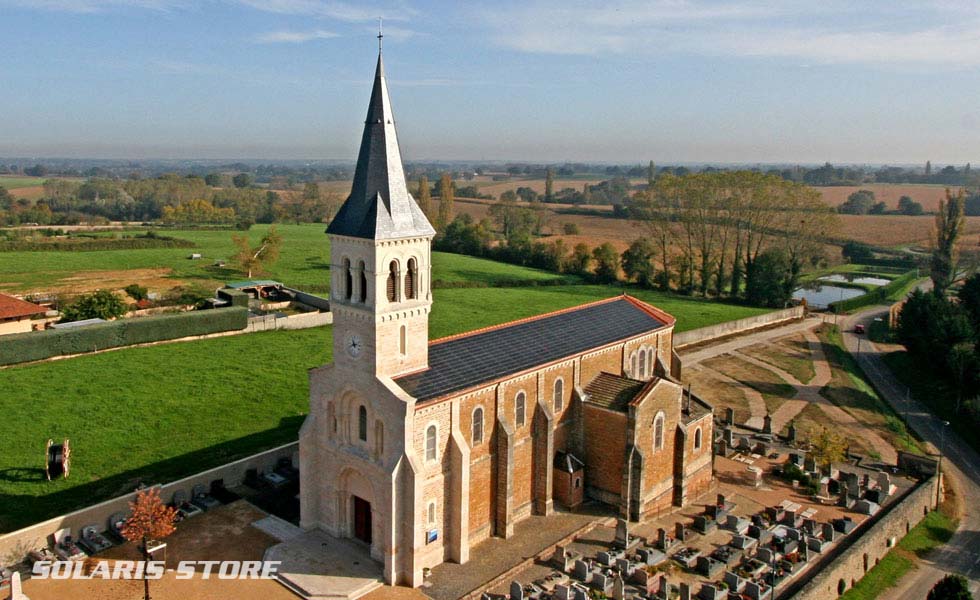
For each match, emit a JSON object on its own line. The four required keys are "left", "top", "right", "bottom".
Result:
{"left": 426, "top": 529, "right": 438, "bottom": 544}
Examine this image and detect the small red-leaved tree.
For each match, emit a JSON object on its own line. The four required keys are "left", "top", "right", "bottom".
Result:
{"left": 121, "top": 488, "right": 177, "bottom": 600}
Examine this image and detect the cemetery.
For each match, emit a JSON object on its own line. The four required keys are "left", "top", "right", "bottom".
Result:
{"left": 480, "top": 410, "right": 933, "bottom": 600}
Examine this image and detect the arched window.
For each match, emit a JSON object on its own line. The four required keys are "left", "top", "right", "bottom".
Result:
{"left": 694, "top": 427, "right": 702, "bottom": 450}
{"left": 645, "top": 347, "right": 653, "bottom": 376}
{"left": 653, "top": 412, "right": 665, "bottom": 450}
{"left": 638, "top": 349, "right": 648, "bottom": 378}
{"left": 343, "top": 258, "right": 352, "bottom": 301}
{"left": 358, "top": 260, "right": 367, "bottom": 303}
{"left": 515, "top": 392, "right": 526, "bottom": 427}
{"left": 425, "top": 424, "right": 437, "bottom": 461}
{"left": 472, "top": 407, "right": 484, "bottom": 445}
{"left": 630, "top": 352, "right": 638, "bottom": 377}
{"left": 427, "top": 501, "right": 436, "bottom": 525}
{"left": 386, "top": 260, "right": 398, "bottom": 302}
{"left": 358, "top": 405, "right": 368, "bottom": 442}
{"left": 399, "top": 325, "right": 407, "bottom": 355}
{"left": 405, "top": 258, "right": 417, "bottom": 300}
{"left": 553, "top": 378, "right": 564, "bottom": 412}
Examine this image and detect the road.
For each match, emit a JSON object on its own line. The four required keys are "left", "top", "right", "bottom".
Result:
{"left": 843, "top": 306, "right": 980, "bottom": 598}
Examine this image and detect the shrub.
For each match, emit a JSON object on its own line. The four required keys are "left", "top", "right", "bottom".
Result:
{"left": 124, "top": 284, "right": 149, "bottom": 301}
{"left": 562, "top": 222, "right": 580, "bottom": 235}
{"left": 60, "top": 290, "right": 127, "bottom": 322}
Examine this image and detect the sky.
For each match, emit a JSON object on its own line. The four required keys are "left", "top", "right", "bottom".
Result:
{"left": 1, "top": 0, "right": 979, "bottom": 164}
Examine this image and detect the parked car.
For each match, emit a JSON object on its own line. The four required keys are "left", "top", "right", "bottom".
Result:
{"left": 854, "top": 324, "right": 866, "bottom": 334}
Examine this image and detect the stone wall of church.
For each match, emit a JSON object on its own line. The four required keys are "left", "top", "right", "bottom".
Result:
{"left": 580, "top": 346, "right": 623, "bottom": 385}
{"left": 634, "top": 381, "right": 683, "bottom": 516}
{"left": 459, "top": 388, "right": 497, "bottom": 543}
{"left": 581, "top": 404, "right": 627, "bottom": 500}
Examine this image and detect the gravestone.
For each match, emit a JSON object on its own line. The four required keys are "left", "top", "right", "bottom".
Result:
{"left": 799, "top": 540, "right": 809, "bottom": 562}
{"left": 554, "top": 584, "right": 572, "bottom": 600}
{"left": 877, "top": 472, "right": 893, "bottom": 495}
{"left": 657, "top": 527, "right": 670, "bottom": 550}
{"left": 725, "top": 407, "right": 735, "bottom": 425}
{"left": 789, "top": 452, "right": 804, "bottom": 466}
{"left": 675, "top": 522, "right": 687, "bottom": 542}
{"left": 787, "top": 422, "right": 797, "bottom": 442}
{"left": 658, "top": 575, "right": 669, "bottom": 599}
{"left": 823, "top": 522, "right": 836, "bottom": 542}
{"left": 762, "top": 414, "right": 773, "bottom": 434}
{"left": 597, "top": 550, "right": 614, "bottom": 566}
{"left": 679, "top": 582, "right": 691, "bottom": 600}
{"left": 694, "top": 515, "right": 716, "bottom": 534}
{"left": 573, "top": 559, "right": 592, "bottom": 583}
{"left": 510, "top": 581, "right": 524, "bottom": 600}
{"left": 804, "top": 456, "right": 817, "bottom": 473}
{"left": 717, "top": 439, "right": 729, "bottom": 457}
{"left": 756, "top": 547, "right": 775, "bottom": 564}
{"left": 723, "top": 427, "right": 734, "bottom": 447}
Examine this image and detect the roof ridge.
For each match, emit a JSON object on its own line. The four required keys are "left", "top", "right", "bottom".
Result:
{"left": 621, "top": 294, "right": 677, "bottom": 326}
{"left": 428, "top": 294, "right": 626, "bottom": 346}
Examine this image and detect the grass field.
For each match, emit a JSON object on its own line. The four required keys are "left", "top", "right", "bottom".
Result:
{"left": 0, "top": 224, "right": 579, "bottom": 295}
{"left": 0, "top": 176, "right": 46, "bottom": 189}
{"left": 0, "top": 277, "right": 766, "bottom": 531}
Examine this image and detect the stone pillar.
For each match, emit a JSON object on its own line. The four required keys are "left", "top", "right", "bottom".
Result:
{"left": 495, "top": 386, "right": 516, "bottom": 538}
{"left": 532, "top": 389, "right": 555, "bottom": 516}
{"left": 448, "top": 399, "right": 471, "bottom": 563}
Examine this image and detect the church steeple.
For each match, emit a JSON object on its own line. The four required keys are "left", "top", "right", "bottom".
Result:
{"left": 326, "top": 46, "right": 435, "bottom": 241}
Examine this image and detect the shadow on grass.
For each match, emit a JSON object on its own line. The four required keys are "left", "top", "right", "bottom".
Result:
{"left": 0, "top": 415, "right": 304, "bottom": 534}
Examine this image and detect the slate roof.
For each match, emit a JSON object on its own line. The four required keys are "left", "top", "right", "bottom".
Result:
{"left": 396, "top": 296, "right": 673, "bottom": 404}
{"left": 0, "top": 293, "right": 46, "bottom": 320}
{"left": 583, "top": 372, "right": 649, "bottom": 412}
{"left": 326, "top": 52, "right": 435, "bottom": 240}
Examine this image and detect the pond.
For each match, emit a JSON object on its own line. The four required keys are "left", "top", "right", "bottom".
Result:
{"left": 792, "top": 284, "right": 865, "bottom": 309}
{"left": 818, "top": 274, "right": 892, "bottom": 287}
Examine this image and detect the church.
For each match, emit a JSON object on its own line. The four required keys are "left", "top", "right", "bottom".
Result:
{"left": 297, "top": 46, "right": 714, "bottom": 588}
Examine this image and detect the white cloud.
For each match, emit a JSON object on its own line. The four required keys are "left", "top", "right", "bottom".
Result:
{"left": 255, "top": 29, "right": 338, "bottom": 43}
{"left": 234, "top": 0, "right": 414, "bottom": 22}
{"left": 482, "top": 0, "right": 980, "bottom": 66}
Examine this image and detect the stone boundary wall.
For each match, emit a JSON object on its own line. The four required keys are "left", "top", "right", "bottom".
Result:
{"left": 245, "top": 310, "right": 332, "bottom": 332}
{"left": 674, "top": 305, "right": 805, "bottom": 349}
{"left": 0, "top": 442, "right": 299, "bottom": 566}
{"left": 784, "top": 474, "right": 939, "bottom": 600}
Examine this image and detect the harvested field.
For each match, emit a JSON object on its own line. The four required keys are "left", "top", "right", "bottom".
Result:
{"left": 0, "top": 267, "right": 186, "bottom": 295}
{"left": 815, "top": 184, "right": 952, "bottom": 212}
{"left": 473, "top": 177, "right": 645, "bottom": 198}
{"left": 838, "top": 214, "right": 980, "bottom": 247}
{"left": 7, "top": 185, "right": 44, "bottom": 199}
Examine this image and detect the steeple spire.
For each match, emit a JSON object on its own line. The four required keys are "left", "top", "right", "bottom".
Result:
{"left": 378, "top": 17, "right": 383, "bottom": 53}
{"left": 326, "top": 38, "right": 435, "bottom": 240}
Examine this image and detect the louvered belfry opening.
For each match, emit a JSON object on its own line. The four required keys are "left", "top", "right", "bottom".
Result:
{"left": 358, "top": 260, "right": 367, "bottom": 303}
{"left": 405, "top": 258, "right": 417, "bottom": 299}
{"left": 387, "top": 260, "right": 398, "bottom": 302}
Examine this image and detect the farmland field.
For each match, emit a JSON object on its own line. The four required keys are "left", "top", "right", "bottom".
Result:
{"left": 0, "top": 224, "right": 578, "bottom": 295}
{"left": 0, "top": 282, "right": 765, "bottom": 531}
{"left": 0, "top": 175, "right": 46, "bottom": 189}
{"left": 814, "top": 184, "right": 952, "bottom": 212}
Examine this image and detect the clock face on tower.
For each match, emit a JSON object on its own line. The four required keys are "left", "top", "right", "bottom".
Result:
{"left": 346, "top": 334, "right": 363, "bottom": 358}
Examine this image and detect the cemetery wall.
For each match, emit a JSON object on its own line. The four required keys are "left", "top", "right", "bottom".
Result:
{"left": 0, "top": 442, "right": 298, "bottom": 567}
{"left": 786, "top": 474, "right": 938, "bottom": 600}
{"left": 673, "top": 306, "right": 804, "bottom": 349}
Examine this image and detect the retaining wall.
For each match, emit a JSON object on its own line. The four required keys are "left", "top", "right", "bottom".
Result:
{"left": 0, "top": 442, "right": 299, "bottom": 566}
{"left": 786, "top": 474, "right": 939, "bottom": 600}
{"left": 245, "top": 311, "right": 332, "bottom": 332}
{"left": 674, "top": 305, "right": 805, "bottom": 348}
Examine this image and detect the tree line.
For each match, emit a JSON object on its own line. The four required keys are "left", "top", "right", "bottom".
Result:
{"left": 435, "top": 170, "right": 839, "bottom": 308}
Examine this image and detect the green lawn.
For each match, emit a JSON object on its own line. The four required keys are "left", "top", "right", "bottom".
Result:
{"left": 0, "top": 176, "right": 45, "bottom": 189}
{"left": 0, "top": 224, "right": 579, "bottom": 293}
{"left": 841, "top": 510, "right": 957, "bottom": 600}
{"left": 0, "top": 282, "right": 766, "bottom": 531}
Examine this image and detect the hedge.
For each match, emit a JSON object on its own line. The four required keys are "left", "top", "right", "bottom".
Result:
{"left": 0, "top": 307, "right": 247, "bottom": 366}
{"left": 0, "top": 237, "right": 195, "bottom": 252}
{"left": 828, "top": 270, "right": 921, "bottom": 313}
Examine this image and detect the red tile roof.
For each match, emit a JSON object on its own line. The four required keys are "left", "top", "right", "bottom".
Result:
{"left": 0, "top": 294, "right": 46, "bottom": 320}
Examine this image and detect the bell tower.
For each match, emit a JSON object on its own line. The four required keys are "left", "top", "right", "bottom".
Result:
{"left": 326, "top": 44, "right": 436, "bottom": 379}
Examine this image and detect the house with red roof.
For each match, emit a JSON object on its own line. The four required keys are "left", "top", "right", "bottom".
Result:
{"left": 0, "top": 293, "right": 46, "bottom": 336}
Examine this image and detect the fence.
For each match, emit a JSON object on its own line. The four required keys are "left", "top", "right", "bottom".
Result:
{"left": 0, "top": 442, "right": 299, "bottom": 566}
{"left": 673, "top": 305, "right": 805, "bottom": 349}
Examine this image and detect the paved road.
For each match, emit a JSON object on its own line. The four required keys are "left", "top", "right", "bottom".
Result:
{"left": 843, "top": 306, "right": 980, "bottom": 598}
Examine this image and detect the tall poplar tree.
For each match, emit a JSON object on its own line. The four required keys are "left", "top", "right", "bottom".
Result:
{"left": 544, "top": 168, "right": 554, "bottom": 202}
{"left": 931, "top": 188, "right": 965, "bottom": 294}
{"left": 416, "top": 175, "right": 432, "bottom": 220}
{"left": 436, "top": 173, "right": 454, "bottom": 231}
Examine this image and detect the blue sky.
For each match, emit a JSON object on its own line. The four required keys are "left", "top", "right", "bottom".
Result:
{"left": 1, "top": 0, "right": 979, "bottom": 164}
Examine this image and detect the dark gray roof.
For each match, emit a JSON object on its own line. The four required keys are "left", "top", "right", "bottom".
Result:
{"left": 554, "top": 451, "right": 585, "bottom": 473}
{"left": 326, "top": 53, "right": 434, "bottom": 240}
{"left": 396, "top": 296, "right": 670, "bottom": 404}
{"left": 583, "top": 372, "right": 648, "bottom": 412}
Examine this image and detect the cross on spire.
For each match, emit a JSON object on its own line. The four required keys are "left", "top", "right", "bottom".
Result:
{"left": 378, "top": 17, "right": 383, "bottom": 52}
